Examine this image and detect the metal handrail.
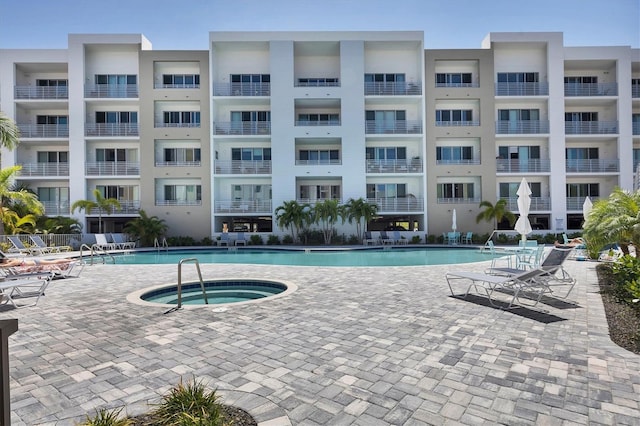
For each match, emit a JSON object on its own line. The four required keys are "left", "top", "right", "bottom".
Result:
{"left": 79, "top": 243, "right": 115, "bottom": 265}
{"left": 154, "top": 237, "right": 169, "bottom": 251}
{"left": 166, "top": 258, "right": 208, "bottom": 314}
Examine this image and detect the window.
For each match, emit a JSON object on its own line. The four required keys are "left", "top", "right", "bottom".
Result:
{"left": 297, "top": 114, "right": 340, "bottom": 124}
{"left": 95, "top": 74, "right": 137, "bottom": 85}
{"left": 36, "top": 79, "right": 67, "bottom": 87}
{"left": 299, "top": 185, "right": 341, "bottom": 200}
{"left": 365, "top": 147, "right": 406, "bottom": 160}
{"left": 230, "top": 74, "right": 270, "bottom": 95}
{"left": 163, "top": 111, "right": 200, "bottom": 125}
{"left": 96, "top": 148, "right": 137, "bottom": 163}
{"left": 437, "top": 183, "right": 475, "bottom": 200}
{"left": 436, "top": 146, "right": 473, "bottom": 163}
{"left": 162, "top": 74, "right": 200, "bottom": 87}
{"left": 231, "top": 148, "right": 271, "bottom": 161}
{"left": 565, "top": 112, "right": 598, "bottom": 122}
{"left": 36, "top": 115, "right": 68, "bottom": 125}
{"left": 366, "top": 183, "right": 407, "bottom": 199}
{"left": 500, "top": 182, "right": 541, "bottom": 198}
{"left": 232, "top": 184, "right": 271, "bottom": 201}
{"left": 564, "top": 76, "right": 598, "bottom": 84}
{"left": 365, "top": 73, "right": 406, "bottom": 83}
{"left": 230, "top": 111, "right": 271, "bottom": 122}
{"left": 634, "top": 149, "right": 640, "bottom": 169}
{"left": 436, "top": 73, "right": 472, "bottom": 86}
{"left": 497, "top": 73, "right": 539, "bottom": 83}
{"left": 96, "top": 185, "right": 137, "bottom": 201}
{"left": 164, "top": 185, "right": 202, "bottom": 203}
{"left": 435, "top": 109, "right": 473, "bottom": 124}
{"left": 163, "top": 148, "right": 201, "bottom": 163}
{"left": 566, "top": 148, "right": 599, "bottom": 160}
{"left": 37, "top": 151, "right": 68, "bottom": 163}
{"left": 299, "top": 149, "right": 340, "bottom": 163}
{"left": 297, "top": 78, "right": 339, "bottom": 86}
{"left": 498, "top": 146, "right": 540, "bottom": 160}
{"left": 498, "top": 109, "right": 540, "bottom": 121}
{"left": 566, "top": 183, "right": 599, "bottom": 197}
{"left": 95, "top": 111, "right": 137, "bottom": 123}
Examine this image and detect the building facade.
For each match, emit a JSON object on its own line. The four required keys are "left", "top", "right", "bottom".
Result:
{"left": 0, "top": 31, "right": 638, "bottom": 240}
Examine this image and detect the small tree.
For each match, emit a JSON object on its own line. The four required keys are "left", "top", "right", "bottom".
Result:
{"left": 275, "top": 200, "right": 311, "bottom": 244}
{"left": 475, "top": 199, "right": 516, "bottom": 230}
{"left": 343, "top": 197, "right": 378, "bottom": 242}
{"left": 123, "top": 209, "right": 168, "bottom": 247}
{"left": 312, "top": 199, "right": 343, "bottom": 245}
{"left": 0, "top": 111, "right": 20, "bottom": 150}
{"left": 0, "top": 166, "right": 44, "bottom": 235}
{"left": 71, "top": 189, "right": 121, "bottom": 234}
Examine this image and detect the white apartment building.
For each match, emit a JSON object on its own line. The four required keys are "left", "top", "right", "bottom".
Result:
{"left": 0, "top": 31, "right": 638, "bottom": 240}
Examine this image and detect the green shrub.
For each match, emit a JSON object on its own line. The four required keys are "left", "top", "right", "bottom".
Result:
{"left": 200, "top": 237, "right": 213, "bottom": 246}
{"left": 152, "top": 377, "right": 222, "bottom": 426}
{"left": 266, "top": 235, "right": 280, "bottom": 245}
{"left": 427, "top": 234, "right": 436, "bottom": 244}
{"left": 282, "top": 235, "right": 293, "bottom": 245}
{"left": 347, "top": 234, "right": 360, "bottom": 245}
{"left": 611, "top": 255, "right": 640, "bottom": 307}
{"left": 249, "top": 235, "right": 263, "bottom": 245}
{"left": 410, "top": 235, "right": 422, "bottom": 244}
{"left": 81, "top": 407, "right": 132, "bottom": 426}
{"left": 167, "top": 236, "right": 196, "bottom": 246}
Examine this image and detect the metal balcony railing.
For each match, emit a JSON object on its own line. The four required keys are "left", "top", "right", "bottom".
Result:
{"left": 435, "top": 120, "right": 480, "bottom": 127}
{"left": 84, "top": 84, "right": 138, "bottom": 98}
{"left": 213, "top": 82, "right": 270, "bottom": 96}
{"left": 500, "top": 197, "right": 551, "bottom": 211}
{"left": 365, "top": 120, "right": 422, "bottom": 134}
{"left": 496, "top": 159, "right": 550, "bottom": 173}
{"left": 564, "top": 82, "right": 618, "bottom": 97}
{"left": 366, "top": 197, "right": 424, "bottom": 212}
{"left": 17, "top": 163, "right": 69, "bottom": 177}
{"left": 633, "top": 85, "right": 640, "bottom": 98}
{"left": 495, "top": 82, "right": 549, "bottom": 96}
{"left": 85, "top": 162, "right": 140, "bottom": 176}
{"left": 155, "top": 122, "right": 201, "bottom": 128}
{"left": 436, "top": 197, "right": 481, "bottom": 204}
{"left": 153, "top": 83, "right": 200, "bottom": 89}
{"left": 294, "top": 120, "right": 341, "bottom": 126}
{"left": 436, "top": 159, "right": 480, "bottom": 166}
{"left": 364, "top": 81, "right": 422, "bottom": 96}
{"left": 87, "top": 201, "right": 141, "bottom": 214}
{"left": 14, "top": 86, "right": 68, "bottom": 99}
{"left": 566, "top": 159, "right": 619, "bottom": 173}
{"left": 214, "top": 160, "right": 272, "bottom": 174}
{"left": 496, "top": 120, "right": 549, "bottom": 134}
{"left": 566, "top": 197, "right": 599, "bottom": 211}
{"left": 155, "top": 200, "right": 202, "bottom": 206}
{"left": 564, "top": 121, "right": 618, "bottom": 134}
{"left": 214, "top": 200, "right": 272, "bottom": 213}
{"left": 41, "top": 201, "right": 70, "bottom": 215}
{"left": 85, "top": 123, "right": 139, "bottom": 137}
{"left": 366, "top": 159, "right": 423, "bottom": 173}
{"left": 17, "top": 124, "right": 69, "bottom": 138}
{"left": 296, "top": 159, "right": 342, "bottom": 166}
{"left": 155, "top": 160, "right": 201, "bottom": 167}
{"left": 214, "top": 122, "right": 271, "bottom": 135}
{"left": 632, "top": 122, "right": 640, "bottom": 135}
{"left": 296, "top": 198, "right": 343, "bottom": 206}
{"left": 435, "top": 82, "right": 479, "bottom": 88}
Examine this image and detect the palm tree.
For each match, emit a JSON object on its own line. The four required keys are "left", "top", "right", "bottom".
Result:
{"left": 275, "top": 200, "right": 311, "bottom": 243}
{"left": 0, "top": 166, "right": 44, "bottom": 235}
{"left": 123, "top": 209, "right": 168, "bottom": 247}
{"left": 71, "top": 189, "right": 121, "bottom": 234}
{"left": 312, "top": 199, "right": 343, "bottom": 245}
{"left": 343, "top": 197, "right": 378, "bottom": 242}
{"left": 0, "top": 111, "right": 20, "bottom": 150}
{"left": 475, "top": 199, "right": 516, "bottom": 230}
{"left": 2, "top": 208, "right": 37, "bottom": 235}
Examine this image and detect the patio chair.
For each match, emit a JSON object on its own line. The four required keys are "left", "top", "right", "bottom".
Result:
{"left": 0, "top": 272, "right": 55, "bottom": 308}
{"left": 363, "top": 231, "right": 377, "bottom": 246}
{"left": 110, "top": 233, "right": 136, "bottom": 250}
{"left": 462, "top": 232, "right": 473, "bottom": 244}
{"left": 217, "top": 233, "right": 230, "bottom": 246}
{"left": 379, "top": 231, "right": 393, "bottom": 245}
{"left": 393, "top": 230, "right": 408, "bottom": 245}
{"left": 92, "top": 234, "right": 116, "bottom": 251}
{"left": 30, "top": 235, "right": 72, "bottom": 253}
{"left": 7, "top": 235, "right": 45, "bottom": 256}
{"left": 235, "top": 232, "right": 248, "bottom": 246}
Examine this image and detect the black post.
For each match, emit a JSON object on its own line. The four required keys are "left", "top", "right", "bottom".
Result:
{"left": 0, "top": 319, "right": 18, "bottom": 425}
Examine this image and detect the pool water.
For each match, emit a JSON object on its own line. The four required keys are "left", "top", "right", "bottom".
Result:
{"left": 115, "top": 247, "right": 493, "bottom": 267}
{"left": 142, "top": 281, "right": 286, "bottom": 305}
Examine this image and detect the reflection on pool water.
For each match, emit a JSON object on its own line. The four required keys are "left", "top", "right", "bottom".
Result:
{"left": 115, "top": 247, "right": 492, "bottom": 267}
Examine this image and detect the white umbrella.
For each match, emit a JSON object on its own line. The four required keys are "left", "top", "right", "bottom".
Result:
{"left": 582, "top": 196, "right": 593, "bottom": 226}
{"left": 514, "top": 177, "right": 533, "bottom": 242}
{"left": 452, "top": 209, "right": 457, "bottom": 232}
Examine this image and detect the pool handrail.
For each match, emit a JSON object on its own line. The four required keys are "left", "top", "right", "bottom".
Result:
{"left": 168, "top": 258, "right": 208, "bottom": 314}
{"left": 79, "top": 243, "right": 115, "bottom": 265}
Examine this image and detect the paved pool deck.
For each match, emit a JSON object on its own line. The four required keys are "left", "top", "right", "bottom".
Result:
{"left": 4, "top": 253, "right": 640, "bottom": 425}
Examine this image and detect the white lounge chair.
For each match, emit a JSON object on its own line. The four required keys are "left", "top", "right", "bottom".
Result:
{"left": 217, "top": 233, "right": 230, "bottom": 246}
{"left": 7, "top": 236, "right": 44, "bottom": 255}
{"left": 92, "top": 234, "right": 116, "bottom": 251}
{"left": 363, "top": 231, "right": 377, "bottom": 246}
{"left": 0, "top": 272, "right": 54, "bottom": 308}
{"left": 110, "top": 233, "right": 136, "bottom": 250}
{"left": 30, "top": 235, "right": 72, "bottom": 253}
{"left": 235, "top": 232, "right": 248, "bottom": 246}
{"left": 393, "top": 230, "right": 408, "bottom": 245}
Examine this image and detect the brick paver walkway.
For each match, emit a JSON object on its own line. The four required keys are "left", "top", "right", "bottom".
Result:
{"left": 5, "top": 254, "right": 640, "bottom": 425}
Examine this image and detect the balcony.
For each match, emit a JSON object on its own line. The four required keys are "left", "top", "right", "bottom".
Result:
{"left": 496, "top": 159, "right": 550, "bottom": 173}
{"left": 85, "top": 162, "right": 140, "bottom": 176}
{"left": 633, "top": 84, "right": 640, "bottom": 98}
{"left": 18, "top": 124, "right": 69, "bottom": 138}
{"left": 435, "top": 82, "right": 479, "bottom": 88}
{"left": 501, "top": 197, "right": 551, "bottom": 211}
{"left": 564, "top": 83, "right": 618, "bottom": 97}
{"left": 17, "top": 163, "right": 69, "bottom": 177}
{"left": 366, "top": 159, "right": 422, "bottom": 173}
{"left": 496, "top": 120, "right": 549, "bottom": 134}
{"left": 296, "top": 198, "right": 342, "bottom": 206}
{"left": 85, "top": 123, "right": 139, "bottom": 137}
{"left": 435, "top": 120, "right": 480, "bottom": 127}
{"left": 364, "top": 82, "right": 421, "bottom": 96}
{"left": 566, "top": 197, "right": 599, "bottom": 211}
{"left": 214, "top": 200, "right": 272, "bottom": 213}
{"left": 436, "top": 158, "right": 480, "bottom": 166}
{"left": 296, "top": 159, "right": 341, "bottom": 166}
{"left": 213, "top": 82, "right": 270, "bottom": 97}
{"left": 84, "top": 84, "right": 138, "bottom": 98}
{"left": 436, "top": 197, "right": 481, "bottom": 204}
{"left": 295, "top": 119, "right": 341, "bottom": 126}
{"left": 88, "top": 201, "right": 141, "bottom": 214}
{"left": 367, "top": 197, "right": 423, "bottom": 212}
{"left": 154, "top": 82, "right": 200, "bottom": 89}
{"left": 565, "top": 121, "right": 618, "bottom": 135}
{"left": 42, "top": 201, "right": 70, "bottom": 216}
{"left": 155, "top": 160, "right": 201, "bottom": 167}
{"left": 566, "top": 159, "right": 619, "bottom": 173}
{"left": 155, "top": 199, "right": 202, "bottom": 206}
{"left": 214, "top": 160, "right": 272, "bottom": 174}
{"left": 214, "top": 122, "right": 271, "bottom": 136}
{"left": 365, "top": 120, "right": 422, "bottom": 135}
{"left": 632, "top": 122, "right": 640, "bottom": 135}
{"left": 495, "top": 82, "right": 549, "bottom": 96}
{"left": 155, "top": 122, "right": 201, "bottom": 128}
{"left": 15, "top": 86, "right": 68, "bottom": 99}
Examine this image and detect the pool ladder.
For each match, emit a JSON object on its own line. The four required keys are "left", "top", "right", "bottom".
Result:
{"left": 165, "top": 258, "right": 209, "bottom": 314}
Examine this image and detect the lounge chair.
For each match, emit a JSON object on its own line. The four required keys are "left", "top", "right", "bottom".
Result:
{"left": 393, "top": 230, "right": 408, "bottom": 245}
{"left": 92, "top": 234, "right": 116, "bottom": 251}
{"left": 217, "top": 233, "right": 230, "bottom": 246}
{"left": 462, "top": 232, "right": 473, "bottom": 244}
{"left": 0, "top": 272, "right": 55, "bottom": 308}
{"left": 379, "top": 231, "right": 393, "bottom": 245}
{"left": 110, "top": 233, "right": 136, "bottom": 250}
{"left": 7, "top": 236, "right": 43, "bottom": 255}
{"left": 30, "top": 235, "right": 72, "bottom": 253}
{"left": 235, "top": 232, "right": 248, "bottom": 246}
{"left": 363, "top": 231, "right": 377, "bottom": 246}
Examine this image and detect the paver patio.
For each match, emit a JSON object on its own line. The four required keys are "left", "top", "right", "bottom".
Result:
{"left": 4, "top": 255, "right": 640, "bottom": 425}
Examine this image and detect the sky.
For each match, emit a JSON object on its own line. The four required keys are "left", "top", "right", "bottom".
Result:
{"left": 0, "top": 0, "right": 638, "bottom": 50}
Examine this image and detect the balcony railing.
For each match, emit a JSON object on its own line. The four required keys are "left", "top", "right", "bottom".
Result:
{"left": 435, "top": 120, "right": 480, "bottom": 127}
{"left": 214, "top": 160, "right": 272, "bottom": 174}
{"left": 85, "top": 162, "right": 140, "bottom": 176}
{"left": 632, "top": 122, "right": 640, "bottom": 135}
{"left": 155, "top": 122, "right": 201, "bottom": 128}
{"left": 42, "top": 201, "right": 70, "bottom": 216}
{"left": 296, "top": 198, "right": 342, "bottom": 206}
{"left": 296, "top": 159, "right": 342, "bottom": 166}
{"left": 213, "top": 82, "right": 270, "bottom": 96}
{"left": 365, "top": 120, "right": 422, "bottom": 134}
{"left": 435, "top": 82, "right": 479, "bottom": 88}
{"left": 566, "top": 159, "right": 619, "bottom": 173}
{"left": 214, "top": 200, "right": 272, "bottom": 214}
{"left": 495, "top": 82, "right": 549, "bottom": 96}
{"left": 15, "top": 86, "right": 68, "bottom": 99}
{"left": 155, "top": 200, "right": 202, "bottom": 206}
{"left": 153, "top": 83, "right": 200, "bottom": 89}
{"left": 366, "top": 159, "right": 423, "bottom": 173}
{"left": 496, "top": 159, "right": 550, "bottom": 173}
{"left": 496, "top": 120, "right": 549, "bottom": 134}
{"left": 436, "top": 197, "right": 481, "bottom": 204}
{"left": 17, "top": 124, "right": 69, "bottom": 138}
{"left": 366, "top": 197, "right": 423, "bottom": 212}
{"left": 364, "top": 82, "right": 421, "bottom": 96}
{"left": 564, "top": 121, "right": 618, "bottom": 135}
{"left": 84, "top": 84, "right": 138, "bottom": 98}
{"left": 500, "top": 197, "right": 551, "bottom": 211}
{"left": 295, "top": 120, "right": 341, "bottom": 126}
{"left": 85, "top": 123, "right": 139, "bottom": 137}
{"left": 633, "top": 85, "right": 640, "bottom": 98}
{"left": 564, "top": 83, "right": 618, "bottom": 97}
{"left": 566, "top": 197, "right": 599, "bottom": 211}
{"left": 155, "top": 160, "right": 201, "bottom": 167}
{"left": 436, "top": 159, "right": 480, "bottom": 166}
{"left": 17, "top": 162, "right": 69, "bottom": 177}
{"left": 214, "top": 122, "right": 271, "bottom": 135}
{"left": 88, "top": 201, "right": 141, "bottom": 214}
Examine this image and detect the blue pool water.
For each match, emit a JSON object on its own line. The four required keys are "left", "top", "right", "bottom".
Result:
{"left": 115, "top": 247, "right": 493, "bottom": 267}
{"left": 141, "top": 280, "right": 287, "bottom": 305}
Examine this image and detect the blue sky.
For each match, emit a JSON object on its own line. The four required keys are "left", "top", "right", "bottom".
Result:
{"left": 0, "top": 0, "right": 638, "bottom": 50}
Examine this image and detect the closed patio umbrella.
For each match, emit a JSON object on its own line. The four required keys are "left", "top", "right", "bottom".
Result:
{"left": 452, "top": 208, "right": 457, "bottom": 232}
{"left": 582, "top": 196, "right": 593, "bottom": 226}
{"left": 514, "top": 178, "right": 532, "bottom": 242}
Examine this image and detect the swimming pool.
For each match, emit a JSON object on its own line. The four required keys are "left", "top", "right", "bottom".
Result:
{"left": 113, "top": 247, "right": 493, "bottom": 267}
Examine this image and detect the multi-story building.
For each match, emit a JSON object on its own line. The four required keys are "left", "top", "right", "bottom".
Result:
{"left": 0, "top": 31, "right": 638, "bottom": 240}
